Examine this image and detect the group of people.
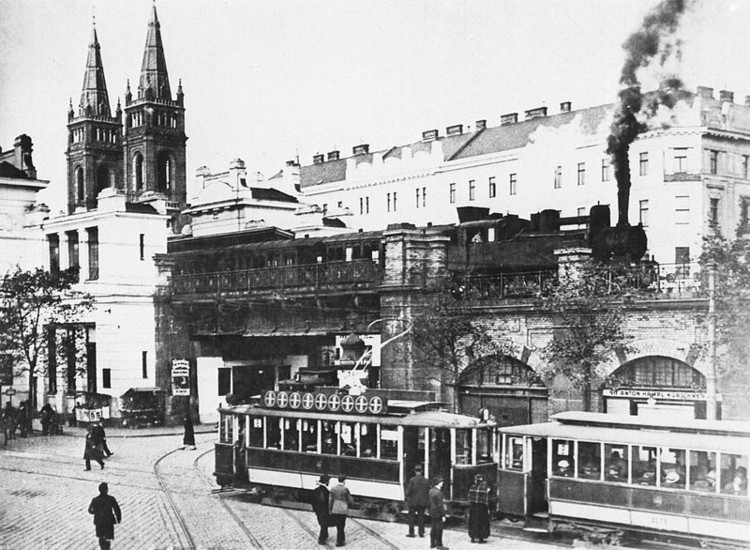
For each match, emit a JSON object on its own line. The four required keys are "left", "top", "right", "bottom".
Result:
{"left": 83, "top": 422, "right": 114, "bottom": 470}
{"left": 2, "top": 400, "right": 33, "bottom": 443}
{"left": 311, "top": 474, "right": 355, "bottom": 547}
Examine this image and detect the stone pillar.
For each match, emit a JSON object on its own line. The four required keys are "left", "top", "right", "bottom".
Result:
{"left": 553, "top": 247, "right": 592, "bottom": 279}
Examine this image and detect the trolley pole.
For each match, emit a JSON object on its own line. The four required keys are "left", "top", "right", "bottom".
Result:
{"left": 706, "top": 262, "right": 718, "bottom": 421}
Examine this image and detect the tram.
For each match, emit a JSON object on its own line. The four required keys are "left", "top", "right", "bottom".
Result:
{"left": 498, "top": 412, "right": 750, "bottom": 546}
{"left": 214, "top": 387, "right": 498, "bottom": 519}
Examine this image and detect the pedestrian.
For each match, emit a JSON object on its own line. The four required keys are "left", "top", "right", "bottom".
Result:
{"left": 88, "top": 482, "right": 122, "bottom": 550}
{"left": 17, "top": 400, "right": 28, "bottom": 438}
{"left": 311, "top": 474, "right": 331, "bottom": 545}
{"left": 92, "top": 422, "right": 113, "bottom": 457}
{"left": 2, "top": 402, "right": 16, "bottom": 443}
{"left": 329, "top": 474, "right": 354, "bottom": 547}
{"left": 468, "top": 474, "right": 491, "bottom": 543}
{"left": 405, "top": 464, "right": 430, "bottom": 538}
{"left": 429, "top": 477, "right": 448, "bottom": 550}
{"left": 84, "top": 426, "right": 105, "bottom": 470}
{"left": 183, "top": 413, "right": 196, "bottom": 450}
{"left": 40, "top": 403, "right": 54, "bottom": 435}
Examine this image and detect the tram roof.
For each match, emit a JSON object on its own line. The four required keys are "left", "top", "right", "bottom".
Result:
{"left": 553, "top": 411, "right": 750, "bottom": 436}
{"left": 220, "top": 405, "right": 495, "bottom": 428}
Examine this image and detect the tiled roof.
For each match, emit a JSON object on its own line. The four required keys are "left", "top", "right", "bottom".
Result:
{"left": 0, "top": 161, "right": 29, "bottom": 179}
{"left": 300, "top": 158, "right": 347, "bottom": 189}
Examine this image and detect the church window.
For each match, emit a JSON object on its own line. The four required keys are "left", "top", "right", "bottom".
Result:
{"left": 157, "top": 152, "right": 173, "bottom": 192}
{"left": 76, "top": 167, "right": 85, "bottom": 201}
{"left": 133, "top": 153, "right": 144, "bottom": 191}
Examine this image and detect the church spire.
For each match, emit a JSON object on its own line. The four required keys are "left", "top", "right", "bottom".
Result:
{"left": 79, "top": 23, "right": 111, "bottom": 117}
{"left": 138, "top": 3, "right": 171, "bottom": 100}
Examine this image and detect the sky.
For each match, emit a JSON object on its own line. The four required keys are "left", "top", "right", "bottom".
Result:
{"left": 1, "top": 0, "right": 749, "bottom": 212}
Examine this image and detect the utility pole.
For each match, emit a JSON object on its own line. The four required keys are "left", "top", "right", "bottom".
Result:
{"left": 706, "top": 262, "right": 718, "bottom": 420}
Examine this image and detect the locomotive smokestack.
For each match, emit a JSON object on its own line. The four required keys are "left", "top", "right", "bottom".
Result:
{"left": 606, "top": 0, "right": 692, "bottom": 226}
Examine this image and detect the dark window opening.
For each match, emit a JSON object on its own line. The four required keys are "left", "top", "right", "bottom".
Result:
{"left": 218, "top": 369, "right": 231, "bottom": 396}
{"left": 102, "top": 368, "right": 111, "bottom": 389}
{"left": 142, "top": 351, "right": 148, "bottom": 379}
{"left": 87, "top": 227, "right": 99, "bottom": 280}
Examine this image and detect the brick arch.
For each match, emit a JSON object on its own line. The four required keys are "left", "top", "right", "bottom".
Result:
{"left": 598, "top": 337, "right": 706, "bottom": 378}
{"left": 460, "top": 345, "right": 545, "bottom": 385}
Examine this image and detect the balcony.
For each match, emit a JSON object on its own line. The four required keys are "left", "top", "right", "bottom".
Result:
{"left": 171, "top": 259, "right": 383, "bottom": 297}
{"left": 461, "top": 270, "right": 555, "bottom": 300}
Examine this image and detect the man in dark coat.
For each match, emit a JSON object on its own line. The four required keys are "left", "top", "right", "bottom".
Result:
{"left": 92, "top": 422, "right": 113, "bottom": 456}
{"left": 429, "top": 477, "right": 448, "bottom": 550}
{"left": 468, "top": 474, "right": 491, "bottom": 543}
{"left": 88, "top": 482, "right": 122, "bottom": 550}
{"left": 405, "top": 464, "right": 430, "bottom": 538}
{"left": 84, "top": 427, "right": 105, "bottom": 470}
{"left": 311, "top": 474, "right": 331, "bottom": 544}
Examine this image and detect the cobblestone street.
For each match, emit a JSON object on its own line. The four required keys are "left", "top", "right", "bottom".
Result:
{"left": 0, "top": 426, "right": 568, "bottom": 549}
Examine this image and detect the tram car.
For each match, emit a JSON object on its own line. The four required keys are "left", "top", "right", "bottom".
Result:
{"left": 499, "top": 412, "right": 750, "bottom": 546}
{"left": 214, "top": 387, "right": 498, "bottom": 519}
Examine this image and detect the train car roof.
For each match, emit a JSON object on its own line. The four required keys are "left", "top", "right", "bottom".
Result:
{"left": 219, "top": 405, "right": 495, "bottom": 428}
{"left": 553, "top": 411, "right": 750, "bottom": 436}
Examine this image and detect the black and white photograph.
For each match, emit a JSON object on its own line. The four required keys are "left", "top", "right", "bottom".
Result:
{"left": 1, "top": 0, "right": 749, "bottom": 548}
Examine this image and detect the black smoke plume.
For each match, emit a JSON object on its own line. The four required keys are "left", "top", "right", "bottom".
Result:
{"left": 607, "top": 0, "right": 694, "bottom": 226}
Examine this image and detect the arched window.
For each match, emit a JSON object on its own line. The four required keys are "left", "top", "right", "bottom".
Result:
{"left": 460, "top": 355, "right": 543, "bottom": 387}
{"left": 76, "top": 167, "right": 84, "bottom": 202}
{"left": 133, "top": 153, "right": 144, "bottom": 191}
{"left": 96, "top": 165, "right": 110, "bottom": 194}
{"left": 612, "top": 356, "right": 704, "bottom": 389}
{"left": 157, "top": 151, "right": 173, "bottom": 192}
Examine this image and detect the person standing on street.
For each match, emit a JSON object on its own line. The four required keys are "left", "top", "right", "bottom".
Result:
{"left": 84, "top": 426, "right": 105, "bottom": 470}
{"left": 88, "top": 482, "right": 122, "bottom": 550}
{"left": 2, "top": 402, "right": 16, "bottom": 443}
{"left": 17, "top": 400, "right": 28, "bottom": 438}
{"left": 429, "top": 477, "right": 448, "bottom": 550}
{"left": 405, "top": 464, "right": 430, "bottom": 538}
{"left": 329, "top": 475, "right": 354, "bottom": 547}
{"left": 183, "top": 413, "right": 196, "bottom": 450}
{"left": 40, "top": 403, "right": 54, "bottom": 435}
{"left": 468, "top": 474, "right": 491, "bottom": 543}
{"left": 311, "top": 474, "right": 331, "bottom": 544}
{"left": 93, "top": 422, "right": 113, "bottom": 457}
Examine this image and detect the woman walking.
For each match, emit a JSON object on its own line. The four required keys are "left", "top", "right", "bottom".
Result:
{"left": 183, "top": 413, "right": 196, "bottom": 450}
{"left": 468, "top": 474, "right": 491, "bottom": 543}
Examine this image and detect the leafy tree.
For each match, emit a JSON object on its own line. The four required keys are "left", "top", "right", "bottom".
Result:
{"left": 540, "top": 260, "right": 633, "bottom": 412}
{"left": 0, "top": 266, "right": 93, "bottom": 405}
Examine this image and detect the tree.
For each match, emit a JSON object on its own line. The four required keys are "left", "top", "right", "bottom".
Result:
{"left": 0, "top": 266, "right": 93, "bottom": 405}
{"left": 540, "top": 260, "right": 633, "bottom": 412}
{"left": 411, "top": 278, "right": 514, "bottom": 412}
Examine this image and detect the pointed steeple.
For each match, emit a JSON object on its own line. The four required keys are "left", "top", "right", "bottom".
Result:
{"left": 79, "top": 23, "right": 112, "bottom": 117}
{"left": 138, "top": 3, "right": 171, "bottom": 101}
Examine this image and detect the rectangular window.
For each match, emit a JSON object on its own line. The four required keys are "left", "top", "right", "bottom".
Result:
{"left": 509, "top": 173, "right": 517, "bottom": 195}
{"left": 102, "top": 368, "right": 111, "bottom": 389}
{"left": 744, "top": 155, "right": 750, "bottom": 179}
{"left": 577, "top": 207, "right": 586, "bottom": 229}
{"left": 709, "top": 197, "right": 720, "bottom": 225}
{"left": 422, "top": 187, "right": 426, "bottom": 208}
{"left": 387, "top": 193, "right": 392, "bottom": 212}
{"left": 675, "top": 246, "right": 691, "bottom": 265}
{"left": 660, "top": 447, "right": 686, "bottom": 489}
{"left": 47, "top": 326, "right": 57, "bottom": 394}
{"left": 365, "top": 196, "right": 369, "bottom": 213}
{"left": 709, "top": 150, "right": 719, "bottom": 175}
{"left": 86, "top": 227, "right": 99, "bottom": 281}
{"left": 639, "top": 200, "right": 649, "bottom": 227}
{"left": 218, "top": 368, "right": 231, "bottom": 396}
{"left": 488, "top": 177, "right": 496, "bottom": 198}
{"left": 415, "top": 188, "right": 420, "bottom": 208}
{"left": 47, "top": 234, "right": 60, "bottom": 275}
{"left": 449, "top": 183, "right": 456, "bottom": 204}
{"left": 139, "top": 234, "right": 145, "bottom": 261}
{"left": 601, "top": 159, "right": 610, "bottom": 181}
{"left": 393, "top": 191, "right": 397, "bottom": 212}
{"left": 554, "top": 166, "right": 562, "bottom": 189}
{"left": 578, "top": 441, "right": 602, "bottom": 480}
{"left": 505, "top": 436, "right": 524, "bottom": 470}
{"left": 674, "top": 148, "right": 688, "bottom": 172}
{"left": 675, "top": 195, "right": 690, "bottom": 225}
{"left": 66, "top": 230, "right": 79, "bottom": 271}
{"left": 552, "top": 439, "right": 575, "bottom": 477}
{"left": 359, "top": 197, "right": 364, "bottom": 215}
{"left": 141, "top": 351, "right": 148, "bottom": 378}
{"left": 469, "top": 180, "right": 476, "bottom": 201}
{"left": 605, "top": 444, "right": 629, "bottom": 483}
{"left": 633, "top": 445, "right": 657, "bottom": 485}
{"left": 639, "top": 152, "right": 649, "bottom": 176}
{"left": 577, "top": 162, "right": 586, "bottom": 186}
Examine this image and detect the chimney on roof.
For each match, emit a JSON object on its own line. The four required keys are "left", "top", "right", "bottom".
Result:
{"left": 524, "top": 106, "right": 548, "bottom": 120}
{"left": 560, "top": 101, "right": 572, "bottom": 113}
{"left": 475, "top": 119, "right": 487, "bottom": 131}
{"left": 500, "top": 113, "right": 518, "bottom": 125}
{"left": 446, "top": 124, "right": 463, "bottom": 136}
{"left": 313, "top": 153, "right": 325, "bottom": 164}
{"left": 352, "top": 144, "right": 369, "bottom": 155}
{"left": 286, "top": 159, "right": 299, "bottom": 167}
{"left": 327, "top": 150, "right": 340, "bottom": 161}
{"left": 422, "top": 129, "right": 439, "bottom": 141}
{"left": 720, "top": 90, "right": 734, "bottom": 103}
{"left": 697, "top": 86, "right": 714, "bottom": 100}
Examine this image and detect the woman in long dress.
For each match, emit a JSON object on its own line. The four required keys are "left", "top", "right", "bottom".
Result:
{"left": 183, "top": 414, "right": 196, "bottom": 450}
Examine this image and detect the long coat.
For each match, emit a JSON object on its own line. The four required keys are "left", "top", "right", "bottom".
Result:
{"left": 429, "top": 486, "right": 445, "bottom": 518}
{"left": 83, "top": 432, "right": 104, "bottom": 461}
{"left": 88, "top": 494, "right": 122, "bottom": 540}
{"left": 405, "top": 473, "right": 430, "bottom": 507}
{"left": 329, "top": 483, "right": 354, "bottom": 516}
{"left": 183, "top": 416, "right": 195, "bottom": 446}
{"left": 311, "top": 484, "right": 330, "bottom": 525}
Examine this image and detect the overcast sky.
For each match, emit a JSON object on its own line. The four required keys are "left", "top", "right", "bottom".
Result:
{"left": 1, "top": 0, "right": 748, "bottom": 211}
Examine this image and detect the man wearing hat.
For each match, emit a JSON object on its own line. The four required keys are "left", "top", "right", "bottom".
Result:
{"left": 468, "top": 474, "right": 491, "bottom": 543}
{"left": 405, "top": 464, "right": 430, "bottom": 538}
{"left": 429, "top": 477, "right": 448, "bottom": 550}
{"left": 311, "top": 474, "right": 331, "bottom": 544}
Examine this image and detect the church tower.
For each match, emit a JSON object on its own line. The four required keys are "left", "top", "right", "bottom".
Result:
{"left": 123, "top": 4, "right": 187, "bottom": 228}
{"left": 66, "top": 23, "right": 123, "bottom": 214}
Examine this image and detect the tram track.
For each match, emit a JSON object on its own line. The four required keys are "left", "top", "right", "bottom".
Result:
{"left": 153, "top": 447, "right": 198, "bottom": 550}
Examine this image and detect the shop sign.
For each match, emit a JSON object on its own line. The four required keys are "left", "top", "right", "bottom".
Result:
{"left": 603, "top": 388, "right": 715, "bottom": 401}
{"left": 262, "top": 389, "right": 388, "bottom": 415}
{"left": 0, "top": 353, "right": 13, "bottom": 385}
{"left": 171, "top": 359, "right": 190, "bottom": 396}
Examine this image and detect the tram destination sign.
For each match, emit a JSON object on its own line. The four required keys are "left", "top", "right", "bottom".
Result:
{"left": 263, "top": 389, "right": 388, "bottom": 415}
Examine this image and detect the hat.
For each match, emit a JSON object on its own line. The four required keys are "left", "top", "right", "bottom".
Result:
{"left": 432, "top": 476, "right": 444, "bottom": 486}
{"left": 474, "top": 474, "right": 484, "bottom": 482}
{"left": 318, "top": 474, "right": 331, "bottom": 484}
{"left": 414, "top": 465, "right": 423, "bottom": 472}
{"left": 665, "top": 470, "right": 680, "bottom": 484}
{"left": 558, "top": 459, "right": 570, "bottom": 469}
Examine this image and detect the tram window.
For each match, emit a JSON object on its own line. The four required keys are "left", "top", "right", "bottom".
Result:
{"left": 340, "top": 422, "right": 356, "bottom": 456}
{"left": 456, "top": 430, "right": 473, "bottom": 465}
{"left": 505, "top": 436, "right": 524, "bottom": 471}
{"left": 604, "top": 444, "right": 628, "bottom": 482}
{"left": 283, "top": 418, "right": 299, "bottom": 451}
{"left": 248, "top": 416, "right": 263, "bottom": 448}
{"left": 552, "top": 439, "right": 574, "bottom": 477}
{"left": 720, "top": 454, "right": 748, "bottom": 496}
{"left": 689, "top": 450, "right": 716, "bottom": 492}
{"left": 301, "top": 419, "right": 318, "bottom": 452}
{"left": 219, "top": 414, "right": 234, "bottom": 444}
{"left": 632, "top": 445, "right": 657, "bottom": 485}
{"left": 322, "top": 421, "right": 337, "bottom": 454}
{"left": 380, "top": 428, "right": 399, "bottom": 461}
{"left": 660, "top": 447, "right": 686, "bottom": 489}
{"left": 359, "top": 424, "right": 377, "bottom": 458}
{"left": 578, "top": 441, "right": 602, "bottom": 480}
{"left": 266, "top": 417, "right": 281, "bottom": 449}
{"left": 477, "top": 429, "right": 492, "bottom": 464}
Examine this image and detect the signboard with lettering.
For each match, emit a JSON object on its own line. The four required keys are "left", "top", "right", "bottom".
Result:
{"left": 171, "top": 359, "right": 190, "bottom": 396}
{"left": 603, "top": 388, "right": 719, "bottom": 402}
{"left": 0, "top": 352, "right": 13, "bottom": 386}
{"left": 262, "top": 389, "right": 388, "bottom": 415}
